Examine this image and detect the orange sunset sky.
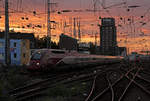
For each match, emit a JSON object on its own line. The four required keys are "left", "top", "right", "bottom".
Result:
{"left": 0, "top": 0, "right": 150, "bottom": 53}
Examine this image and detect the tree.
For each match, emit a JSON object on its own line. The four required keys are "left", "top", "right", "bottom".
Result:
{"left": 35, "top": 36, "right": 59, "bottom": 49}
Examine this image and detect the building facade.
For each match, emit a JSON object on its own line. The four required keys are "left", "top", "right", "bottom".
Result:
{"left": 0, "top": 39, "right": 30, "bottom": 65}
{"left": 10, "top": 39, "right": 22, "bottom": 65}
{"left": 99, "top": 18, "right": 126, "bottom": 56}
{"left": 0, "top": 32, "right": 34, "bottom": 65}
{"left": 100, "top": 18, "right": 117, "bottom": 55}
{"left": 0, "top": 39, "right": 5, "bottom": 64}
{"left": 0, "top": 32, "right": 35, "bottom": 49}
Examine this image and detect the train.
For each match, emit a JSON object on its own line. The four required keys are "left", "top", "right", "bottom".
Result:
{"left": 124, "top": 53, "right": 150, "bottom": 62}
{"left": 27, "top": 49, "right": 124, "bottom": 71}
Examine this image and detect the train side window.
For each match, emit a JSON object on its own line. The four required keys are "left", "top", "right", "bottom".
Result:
{"left": 84, "top": 58, "right": 88, "bottom": 61}
{"left": 51, "top": 51, "right": 65, "bottom": 54}
{"left": 93, "top": 58, "right": 96, "bottom": 60}
{"left": 98, "top": 58, "right": 101, "bottom": 60}
{"left": 80, "top": 58, "right": 84, "bottom": 61}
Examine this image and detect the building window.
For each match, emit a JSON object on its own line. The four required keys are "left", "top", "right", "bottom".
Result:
{"left": 14, "top": 53, "right": 17, "bottom": 58}
{"left": 0, "top": 42, "right": 3, "bottom": 47}
{"left": 23, "top": 53, "right": 26, "bottom": 58}
{"left": 23, "top": 42, "right": 26, "bottom": 47}
{"left": 0, "top": 53, "right": 4, "bottom": 59}
{"left": 14, "top": 42, "right": 17, "bottom": 47}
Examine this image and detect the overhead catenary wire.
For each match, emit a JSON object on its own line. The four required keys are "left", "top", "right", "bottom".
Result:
{"left": 0, "top": 0, "right": 150, "bottom": 51}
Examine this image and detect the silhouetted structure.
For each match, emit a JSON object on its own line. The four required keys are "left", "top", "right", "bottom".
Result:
{"left": 0, "top": 32, "right": 34, "bottom": 65}
{"left": 34, "top": 36, "right": 59, "bottom": 49}
{"left": 0, "top": 32, "right": 35, "bottom": 49}
{"left": 99, "top": 18, "right": 126, "bottom": 56}
{"left": 59, "top": 34, "right": 78, "bottom": 50}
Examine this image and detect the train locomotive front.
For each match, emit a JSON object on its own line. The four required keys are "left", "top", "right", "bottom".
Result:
{"left": 28, "top": 49, "right": 68, "bottom": 71}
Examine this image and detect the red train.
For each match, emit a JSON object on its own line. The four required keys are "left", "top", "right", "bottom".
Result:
{"left": 28, "top": 49, "right": 123, "bottom": 71}
{"left": 28, "top": 49, "right": 79, "bottom": 71}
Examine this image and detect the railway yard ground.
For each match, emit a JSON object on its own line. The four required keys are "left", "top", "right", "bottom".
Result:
{"left": 0, "top": 60, "right": 150, "bottom": 101}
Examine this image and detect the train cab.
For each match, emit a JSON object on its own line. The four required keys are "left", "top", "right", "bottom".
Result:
{"left": 28, "top": 49, "right": 68, "bottom": 71}
{"left": 28, "top": 49, "right": 47, "bottom": 70}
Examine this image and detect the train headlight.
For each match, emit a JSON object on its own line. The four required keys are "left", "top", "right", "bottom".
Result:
{"left": 36, "top": 63, "right": 40, "bottom": 66}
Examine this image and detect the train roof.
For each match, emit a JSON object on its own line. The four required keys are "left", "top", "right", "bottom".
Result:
{"left": 31, "top": 49, "right": 70, "bottom": 55}
{"left": 63, "top": 54, "right": 123, "bottom": 59}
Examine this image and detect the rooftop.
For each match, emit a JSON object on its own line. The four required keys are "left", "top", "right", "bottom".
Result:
{"left": 0, "top": 32, "right": 35, "bottom": 40}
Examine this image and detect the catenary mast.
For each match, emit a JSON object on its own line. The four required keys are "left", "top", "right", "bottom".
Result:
{"left": 47, "top": 0, "right": 51, "bottom": 48}
{"left": 5, "top": 0, "right": 10, "bottom": 65}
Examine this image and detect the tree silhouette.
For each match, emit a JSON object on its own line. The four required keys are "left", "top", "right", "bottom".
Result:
{"left": 35, "top": 36, "right": 59, "bottom": 49}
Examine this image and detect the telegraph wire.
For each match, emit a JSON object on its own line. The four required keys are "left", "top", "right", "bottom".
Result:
{"left": 0, "top": 0, "right": 150, "bottom": 48}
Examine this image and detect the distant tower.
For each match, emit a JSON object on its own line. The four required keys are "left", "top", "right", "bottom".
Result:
{"left": 77, "top": 18, "right": 81, "bottom": 41}
{"left": 69, "top": 17, "right": 72, "bottom": 37}
{"left": 95, "top": 32, "right": 97, "bottom": 46}
{"left": 100, "top": 18, "right": 117, "bottom": 55}
{"left": 73, "top": 18, "right": 77, "bottom": 39}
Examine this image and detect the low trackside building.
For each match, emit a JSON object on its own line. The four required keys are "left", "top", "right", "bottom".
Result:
{"left": 0, "top": 32, "right": 35, "bottom": 65}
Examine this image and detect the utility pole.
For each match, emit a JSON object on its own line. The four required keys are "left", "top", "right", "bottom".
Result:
{"left": 5, "top": 0, "right": 10, "bottom": 65}
{"left": 47, "top": 0, "right": 51, "bottom": 49}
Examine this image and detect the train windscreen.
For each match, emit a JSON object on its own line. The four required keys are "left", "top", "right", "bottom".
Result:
{"left": 31, "top": 51, "right": 44, "bottom": 60}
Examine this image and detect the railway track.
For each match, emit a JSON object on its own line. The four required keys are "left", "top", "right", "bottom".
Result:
{"left": 10, "top": 62, "right": 122, "bottom": 101}
{"left": 10, "top": 72, "right": 97, "bottom": 101}
{"left": 9, "top": 61, "right": 137, "bottom": 101}
{"left": 85, "top": 61, "right": 150, "bottom": 101}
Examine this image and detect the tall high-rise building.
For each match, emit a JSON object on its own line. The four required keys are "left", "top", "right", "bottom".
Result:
{"left": 100, "top": 18, "right": 118, "bottom": 55}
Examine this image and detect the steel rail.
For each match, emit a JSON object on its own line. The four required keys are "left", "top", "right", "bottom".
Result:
{"left": 118, "top": 68, "right": 141, "bottom": 101}
{"left": 91, "top": 67, "right": 137, "bottom": 101}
